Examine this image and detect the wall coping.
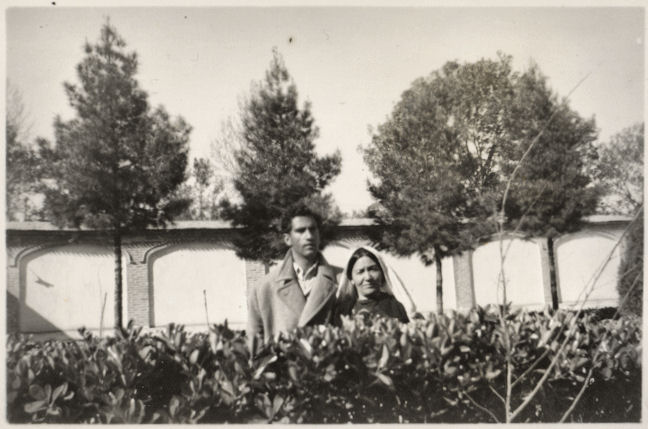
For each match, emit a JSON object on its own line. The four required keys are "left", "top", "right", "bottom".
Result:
{"left": 5, "top": 215, "right": 631, "bottom": 233}
{"left": 5, "top": 217, "right": 378, "bottom": 232}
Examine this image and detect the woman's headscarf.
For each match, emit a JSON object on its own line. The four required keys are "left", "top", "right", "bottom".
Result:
{"left": 336, "top": 246, "right": 416, "bottom": 315}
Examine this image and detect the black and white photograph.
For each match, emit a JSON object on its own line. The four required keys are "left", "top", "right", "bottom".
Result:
{"left": 4, "top": 2, "right": 644, "bottom": 424}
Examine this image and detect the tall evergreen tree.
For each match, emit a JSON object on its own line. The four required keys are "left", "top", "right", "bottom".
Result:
{"left": 220, "top": 49, "right": 342, "bottom": 263}
{"left": 501, "top": 65, "right": 600, "bottom": 308}
{"left": 364, "top": 57, "right": 514, "bottom": 313}
{"left": 365, "top": 56, "right": 600, "bottom": 312}
{"left": 38, "top": 22, "right": 191, "bottom": 329}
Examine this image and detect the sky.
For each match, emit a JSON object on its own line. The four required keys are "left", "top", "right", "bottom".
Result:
{"left": 5, "top": 5, "right": 645, "bottom": 214}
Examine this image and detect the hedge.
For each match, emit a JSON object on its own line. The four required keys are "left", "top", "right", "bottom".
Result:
{"left": 6, "top": 306, "right": 641, "bottom": 423}
{"left": 617, "top": 210, "right": 643, "bottom": 317}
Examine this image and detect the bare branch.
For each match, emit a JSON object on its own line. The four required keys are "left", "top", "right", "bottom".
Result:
{"left": 560, "top": 271, "right": 642, "bottom": 423}
{"left": 513, "top": 236, "right": 642, "bottom": 389}
{"left": 568, "top": 206, "right": 642, "bottom": 314}
{"left": 559, "top": 367, "right": 595, "bottom": 423}
{"left": 511, "top": 348, "right": 551, "bottom": 389}
{"left": 489, "top": 384, "right": 506, "bottom": 404}
{"left": 464, "top": 391, "right": 501, "bottom": 423}
{"left": 509, "top": 209, "right": 642, "bottom": 421}
{"left": 499, "top": 72, "right": 591, "bottom": 220}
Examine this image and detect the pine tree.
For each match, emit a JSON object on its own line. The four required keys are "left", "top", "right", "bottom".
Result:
{"left": 501, "top": 65, "right": 600, "bottom": 308}
{"left": 364, "top": 57, "right": 514, "bottom": 313}
{"left": 220, "top": 49, "right": 342, "bottom": 263}
{"left": 39, "top": 21, "right": 191, "bottom": 329}
{"left": 365, "top": 56, "right": 600, "bottom": 312}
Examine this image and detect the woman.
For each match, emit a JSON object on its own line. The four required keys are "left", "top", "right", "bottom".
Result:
{"left": 335, "top": 246, "right": 410, "bottom": 323}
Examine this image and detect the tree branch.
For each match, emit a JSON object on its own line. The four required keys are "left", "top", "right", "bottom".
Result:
{"left": 511, "top": 348, "right": 551, "bottom": 389}
{"left": 464, "top": 391, "right": 501, "bottom": 423}
{"left": 489, "top": 384, "right": 506, "bottom": 404}
{"left": 559, "top": 366, "right": 595, "bottom": 423}
{"left": 509, "top": 207, "right": 642, "bottom": 422}
{"left": 560, "top": 271, "right": 642, "bottom": 423}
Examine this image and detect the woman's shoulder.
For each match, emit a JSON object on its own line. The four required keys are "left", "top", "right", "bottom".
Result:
{"left": 376, "top": 293, "right": 409, "bottom": 322}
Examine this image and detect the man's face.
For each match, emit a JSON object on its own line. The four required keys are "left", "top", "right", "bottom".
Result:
{"left": 284, "top": 215, "right": 320, "bottom": 261}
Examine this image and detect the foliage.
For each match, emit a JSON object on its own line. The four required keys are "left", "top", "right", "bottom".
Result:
{"left": 6, "top": 84, "right": 43, "bottom": 221}
{"left": 174, "top": 157, "right": 224, "bottom": 220}
{"left": 7, "top": 309, "right": 641, "bottom": 423}
{"left": 364, "top": 55, "right": 601, "bottom": 310}
{"left": 617, "top": 210, "right": 643, "bottom": 317}
{"left": 500, "top": 64, "right": 600, "bottom": 239}
{"left": 595, "top": 123, "right": 643, "bottom": 215}
{"left": 37, "top": 21, "right": 191, "bottom": 328}
{"left": 219, "top": 49, "right": 342, "bottom": 263}
{"left": 364, "top": 57, "right": 510, "bottom": 261}
{"left": 38, "top": 22, "right": 191, "bottom": 231}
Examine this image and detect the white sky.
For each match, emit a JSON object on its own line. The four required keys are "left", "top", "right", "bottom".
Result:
{"left": 5, "top": 5, "right": 645, "bottom": 214}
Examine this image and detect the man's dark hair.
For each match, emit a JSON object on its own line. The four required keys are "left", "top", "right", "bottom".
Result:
{"left": 280, "top": 204, "right": 322, "bottom": 233}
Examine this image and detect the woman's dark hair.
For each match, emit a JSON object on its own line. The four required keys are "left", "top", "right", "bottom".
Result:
{"left": 346, "top": 248, "right": 382, "bottom": 280}
{"left": 335, "top": 248, "right": 386, "bottom": 321}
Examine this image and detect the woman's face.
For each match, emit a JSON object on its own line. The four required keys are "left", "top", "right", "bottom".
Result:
{"left": 351, "top": 255, "right": 384, "bottom": 300}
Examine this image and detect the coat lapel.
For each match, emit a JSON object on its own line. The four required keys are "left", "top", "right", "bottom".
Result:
{"left": 275, "top": 253, "right": 306, "bottom": 318}
{"left": 297, "top": 262, "right": 337, "bottom": 327}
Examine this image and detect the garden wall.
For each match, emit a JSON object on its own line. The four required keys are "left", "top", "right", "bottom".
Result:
{"left": 5, "top": 216, "right": 630, "bottom": 337}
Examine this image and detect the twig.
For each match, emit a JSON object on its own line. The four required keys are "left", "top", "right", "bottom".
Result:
{"left": 569, "top": 206, "right": 642, "bottom": 315}
{"left": 496, "top": 181, "right": 549, "bottom": 272}
{"left": 559, "top": 271, "right": 642, "bottom": 423}
{"left": 510, "top": 207, "right": 642, "bottom": 391}
{"left": 511, "top": 348, "right": 551, "bottom": 388}
{"left": 510, "top": 252, "right": 642, "bottom": 422}
{"left": 203, "top": 289, "right": 210, "bottom": 327}
{"left": 559, "top": 366, "right": 595, "bottom": 423}
{"left": 498, "top": 72, "right": 591, "bottom": 423}
{"left": 489, "top": 384, "right": 506, "bottom": 404}
{"left": 464, "top": 391, "right": 501, "bottom": 423}
{"left": 499, "top": 71, "right": 591, "bottom": 219}
{"left": 99, "top": 292, "right": 107, "bottom": 338}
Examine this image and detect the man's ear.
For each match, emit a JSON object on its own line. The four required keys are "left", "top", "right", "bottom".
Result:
{"left": 283, "top": 233, "right": 292, "bottom": 247}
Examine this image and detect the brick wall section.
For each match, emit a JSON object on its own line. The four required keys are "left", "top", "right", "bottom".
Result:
{"left": 122, "top": 243, "right": 154, "bottom": 326}
{"left": 123, "top": 241, "right": 184, "bottom": 327}
{"left": 453, "top": 250, "right": 475, "bottom": 311}
{"left": 7, "top": 265, "right": 20, "bottom": 332}
{"left": 245, "top": 260, "right": 268, "bottom": 297}
{"left": 124, "top": 246, "right": 151, "bottom": 326}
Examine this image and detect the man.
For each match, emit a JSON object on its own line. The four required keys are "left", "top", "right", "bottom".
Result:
{"left": 246, "top": 206, "right": 342, "bottom": 353}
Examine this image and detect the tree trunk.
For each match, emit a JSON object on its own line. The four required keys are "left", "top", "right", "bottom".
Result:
{"left": 434, "top": 246, "right": 443, "bottom": 314}
{"left": 113, "top": 229, "right": 124, "bottom": 330}
{"left": 547, "top": 236, "right": 559, "bottom": 310}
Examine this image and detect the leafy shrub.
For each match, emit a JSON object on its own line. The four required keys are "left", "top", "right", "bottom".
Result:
{"left": 6, "top": 308, "right": 641, "bottom": 423}
{"left": 617, "top": 211, "right": 643, "bottom": 317}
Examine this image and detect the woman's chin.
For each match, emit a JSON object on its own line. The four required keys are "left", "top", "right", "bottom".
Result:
{"left": 358, "top": 287, "right": 380, "bottom": 300}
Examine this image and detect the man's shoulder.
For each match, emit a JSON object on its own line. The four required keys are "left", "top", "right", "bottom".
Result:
{"left": 258, "top": 265, "right": 281, "bottom": 287}
{"left": 320, "top": 258, "right": 343, "bottom": 281}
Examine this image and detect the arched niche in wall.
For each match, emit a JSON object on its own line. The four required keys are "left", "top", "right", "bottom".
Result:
{"left": 554, "top": 230, "right": 622, "bottom": 308}
{"left": 18, "top": 244, "right": 127, "bottom": 333}
{"left": 472, "top": 237, "right": 545, "bottom": 309}
{"left": 147, "top": 242, "right": 247, "bottom": 330}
